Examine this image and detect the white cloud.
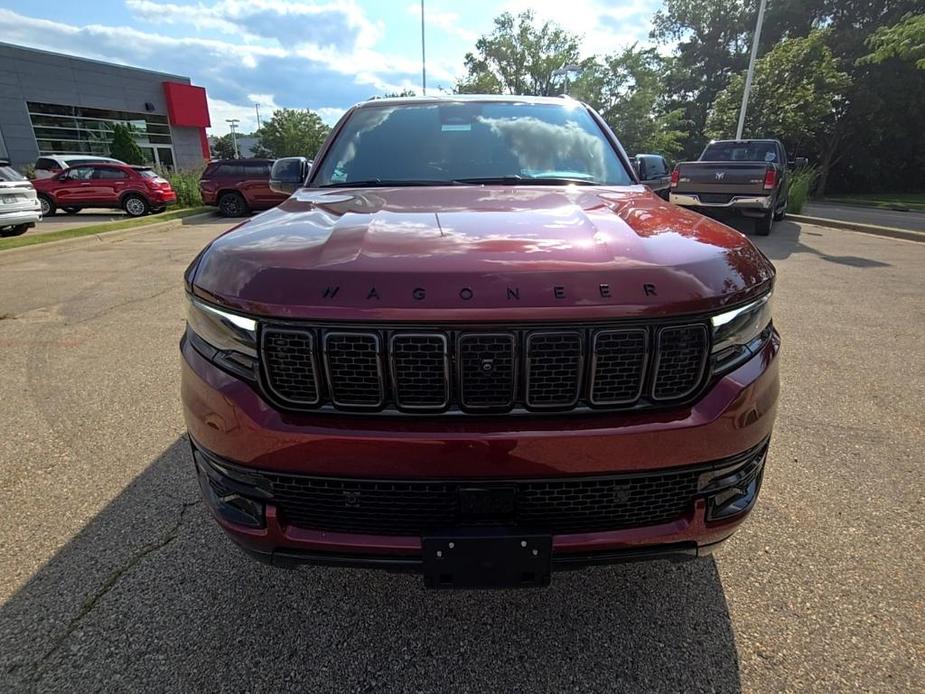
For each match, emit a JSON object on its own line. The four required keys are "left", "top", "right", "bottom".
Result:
{"left": 405, "top": 3, "right": 479, "bottom": 43}
{"left": 501, "top": 0, "right": 657, "bottom": 57}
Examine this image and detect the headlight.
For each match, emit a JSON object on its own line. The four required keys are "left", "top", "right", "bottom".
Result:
{"left": 710, "top": 291, "right": 773, "bottom": 373}
{"left": 185, "top": 295, "right": 258, "bottom": 377}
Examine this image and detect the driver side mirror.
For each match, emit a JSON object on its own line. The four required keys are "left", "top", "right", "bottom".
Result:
{"left": 270, "top": 157, "right": 311, "bottom": 195}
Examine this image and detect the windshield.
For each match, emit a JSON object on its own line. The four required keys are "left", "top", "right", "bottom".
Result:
{"left": 701, "top": 141, "right": 778, "bottom": 163}
{"left": 0, "top": 165, "right": 27, "bottom": 182}
{"left": 313, "top": 101, "right": 633, "bottom": 187}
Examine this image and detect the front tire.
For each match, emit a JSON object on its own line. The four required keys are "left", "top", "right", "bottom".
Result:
{"left": 38, "top": 195, "right": 56, "bottom": 217}
{"left": 755, "top": 211, "right": 773, "bottom": 236}
{"left": 0, "top": 224, "right": 31, "bottom": 238}
{"left": 122, "top": 194, "right": 150, "bottom": 217}
{"left": 218, "top": 192, "right": 248, "bottom": 217}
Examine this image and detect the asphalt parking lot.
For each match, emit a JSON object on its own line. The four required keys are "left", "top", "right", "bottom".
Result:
{"left": 0, "top": 216, "right": 922, "bottom": 692}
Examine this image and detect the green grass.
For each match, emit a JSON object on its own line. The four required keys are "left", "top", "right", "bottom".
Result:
{"left": 0, "top": 206, "right": 212, "bottom": 251}
{"left": 825, "top": 194, "right": 925, "bottom": 211}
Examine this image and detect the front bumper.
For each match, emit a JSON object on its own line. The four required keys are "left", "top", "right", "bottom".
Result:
{"left": 670, "top": 193, "right": 772, "bottom": 211}
{"left": 182, "top": 329, "right": 779, "bottom": 573}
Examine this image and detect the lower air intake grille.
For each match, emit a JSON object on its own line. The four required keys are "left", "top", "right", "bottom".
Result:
{"left": 264, "top": 469, "right": 702, "bottom": 536}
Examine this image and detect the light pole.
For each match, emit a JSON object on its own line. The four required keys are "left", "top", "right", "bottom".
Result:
{"left": 420, "top": 0, "right": 427, "bottom": 95}
{"left": 736, "top": 0, "right": 768, "bottom": 140}
{"left": 226, "top": 118, "right": 240, "bottom": 158}
{"left": 255, "top": 104, "right": 262, "bottom": 130}
{"left": 552, "top": 64, "right": 583, "bottom": 95}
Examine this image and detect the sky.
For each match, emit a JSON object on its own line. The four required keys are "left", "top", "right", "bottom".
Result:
{"left": 0, "top": 0, "right": 662, "bottom": 135}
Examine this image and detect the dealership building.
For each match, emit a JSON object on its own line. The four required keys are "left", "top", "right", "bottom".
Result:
{"left": 0, "top": 42, "right": 211, "bottom": 171}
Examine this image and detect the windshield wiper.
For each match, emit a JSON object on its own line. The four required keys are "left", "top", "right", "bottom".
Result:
{"left": 319, "top": 179, "right": 456, "bottom": 188}
{"left": 452, "top": 176, "right": 597, "bottom": 186}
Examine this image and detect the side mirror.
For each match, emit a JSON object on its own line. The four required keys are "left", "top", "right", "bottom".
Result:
{"left": 270, "top": 157, "right": 311, "bottom": 195}
{"left": 790, "top": 157, "right": 808, "bottom": 168}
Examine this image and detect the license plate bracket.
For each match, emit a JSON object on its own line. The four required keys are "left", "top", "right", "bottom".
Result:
{"left": 422, "top": 530, "right": 552, "bottom": 589}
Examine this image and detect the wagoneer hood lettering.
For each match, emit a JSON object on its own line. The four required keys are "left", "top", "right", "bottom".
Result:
{"left": 192, "top": 186, "right": 774, "bottom": 320}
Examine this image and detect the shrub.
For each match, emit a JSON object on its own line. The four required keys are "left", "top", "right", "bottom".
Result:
{"left": 109, "top": 124, "right": 145, "bottom": 164}
{"left": 787, "top": 165, "right": 819, "bottom": 214}
{"left": 158, "top": 167, "right": 203, "bottom": 208}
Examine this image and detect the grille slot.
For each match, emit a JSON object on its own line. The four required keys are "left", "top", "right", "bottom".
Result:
{"left": 590, "top": 329, "right": 647, "bottom": 405}
{"left": 652, "top": 325, "right": 708, "bottom": 400}
{"left": 261, "top": 328, "right": 320, "bottom": 404}
{"left": 526, "top": 332, "right": 583, "bottom": 408}
{"left": 323, "top": 332, "right": 384, "bottom": 408}
{"left": 264, "top": 470, "right": 701, "bottom": 536}
{"left": 457, "top": 333, "right": 516, "bottom": 410}
{"left": 390, "top": 334, "right": 449, "bottom": 410}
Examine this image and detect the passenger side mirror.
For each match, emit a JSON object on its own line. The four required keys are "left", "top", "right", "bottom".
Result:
{"left": 790, "top": 157, "right": 808, "bottom": 168}
{"left": 269, "top": 157, "right": 311, "bottom": 195}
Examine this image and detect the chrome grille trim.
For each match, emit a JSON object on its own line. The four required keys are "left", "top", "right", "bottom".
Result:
{"left": 389, "top": 333, "right": 450, "bottom": 411}
{"left": 322, "top": 331, "right": 385, "bottom": 409}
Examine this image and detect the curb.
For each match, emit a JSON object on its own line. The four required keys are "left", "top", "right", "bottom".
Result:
{"left": 0, "top": 211, "right": 216, "bottom": 262}
{"left": 789, "top": 214, "right": 925, "bottom": 243}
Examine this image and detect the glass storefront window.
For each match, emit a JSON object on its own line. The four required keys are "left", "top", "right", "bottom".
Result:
{"left": 27, "top": 101, "right": 174, "bottom": 163}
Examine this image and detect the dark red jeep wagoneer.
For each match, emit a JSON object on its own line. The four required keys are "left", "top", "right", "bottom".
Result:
{"left": 181, "top": 95, "right": 779, "bottom": 588}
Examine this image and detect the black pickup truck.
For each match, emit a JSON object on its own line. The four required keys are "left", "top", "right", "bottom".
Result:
{"left": 669, "top": 139, "right": 803, "bottom": 235}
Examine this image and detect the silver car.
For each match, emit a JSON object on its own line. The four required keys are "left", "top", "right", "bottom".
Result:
{"left": 0, "top": 162, "right": 42, "bottom": 237}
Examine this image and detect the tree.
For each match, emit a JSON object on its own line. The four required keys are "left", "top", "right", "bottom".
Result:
{"left": 573, "top": 46, "right": 687, "bottom": 158}
{"left": 109, "top": 123, "right": 145, "bottom": 164}
{"left": 456, "top": 11, "right": 593, "bottom": 96}
{"left": 211, "top": 133, "right": 238, "bottom": 159}
{"left": 860, "top": 13, "right": 925, "bottom": 69}
{"left": 252, "top": 108, "right": 330, "bottom": 158}
{"left": 706, "top": 31, "right": 850, "bottom": 193}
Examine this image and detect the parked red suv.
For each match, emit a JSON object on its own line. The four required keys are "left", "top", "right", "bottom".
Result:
{"left": 32, "top": 163, "right": 176, "bottom": 217}
{"left": 181, "top": 96, "right": 779, "bottom": 589}
{"left": 199, "top": 159, "right": 289, "bottom": 217}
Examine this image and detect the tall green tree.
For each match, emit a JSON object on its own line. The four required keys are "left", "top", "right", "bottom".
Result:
{"left": 211, "top": 133, "right": 238, "bottom": 159}
{"left": 456, "top": 11, "right": 593, "bottom": 96}
{"left": 109, "top": 123, "right": 145, "bottom": 164}
{"left": 574, "top": 46, "right": 687, "bottom": 158}
{"left": 860, "top": 13, "right": 925, "bottom": 69}
{"left": 252, "top": 108, "right": 330, "bottom": 158}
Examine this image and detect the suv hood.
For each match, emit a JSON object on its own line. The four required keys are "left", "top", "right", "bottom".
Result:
{"left": 191, "top": 186, "right": 774, "bottom": 321}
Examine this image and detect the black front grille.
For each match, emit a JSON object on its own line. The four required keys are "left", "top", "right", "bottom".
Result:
{"left": 264, "top": 469, "right": 702, "bottom": 536}
{"left": 526, "top": 332, "right": 583, "bottom": 407}
{"left": 390, "top": 334, "right": 448, "bottom": 408}
{"left": 653, "top": 326, "right": 708, "bottom": 400}
{"left": 324, "top": 332, "right": 383, "bottom": 407}
{"left": 262, "top": 329, "right": 320, "bottom": 404}
{"left": 260, "top": 320, "right": 712, "bottom": 414}
{"left": 458, "top": 333, "right": 516, "bottom": 409}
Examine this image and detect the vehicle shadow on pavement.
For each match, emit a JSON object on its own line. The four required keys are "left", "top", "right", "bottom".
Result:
{"left": 727, "top": 218, "right": 893, "bottom": 268}
{"left": 0, "top": 437, "right": 741, "bottom": 693}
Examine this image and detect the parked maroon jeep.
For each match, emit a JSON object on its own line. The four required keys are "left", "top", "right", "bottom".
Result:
{"left": 199, "top": 159, "right": 289, "bottom": 217}
{"left": 182, "top": 96, "right": 779, "bottom": 588}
